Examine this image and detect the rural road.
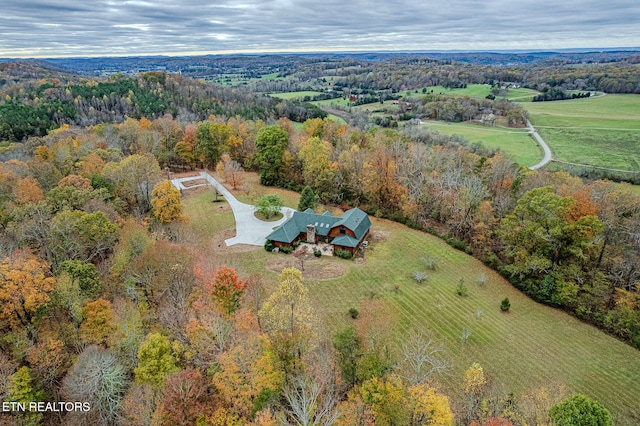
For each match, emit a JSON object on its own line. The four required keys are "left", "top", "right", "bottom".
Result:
{"left": 527, "top": 119, "right": 552, "bottom": 170}
{"left": 172, "top": 171, "right": 296, "bottom": 246}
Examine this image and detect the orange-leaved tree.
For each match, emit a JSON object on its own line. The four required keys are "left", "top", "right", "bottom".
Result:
{"left": 0, "top": 251, "right": 56, "bottom": 333}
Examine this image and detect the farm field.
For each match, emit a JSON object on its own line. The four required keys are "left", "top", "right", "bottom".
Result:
{"left": 410, "top": 84, "right": 541, "bottom": 101}
{"left": 419, "top": 120, "right": 542, "bottom": 167}
{"left": 182, "top": 179, "right": 640, "bottom": 425}
{"left": 524, "top": 94, "right": 640, "bottom": 171}
{"left": 268, "top": 90, "right": 323, "bottom": 100}
{"left": 212, "top": 71, "right": 285, "bottom": 86}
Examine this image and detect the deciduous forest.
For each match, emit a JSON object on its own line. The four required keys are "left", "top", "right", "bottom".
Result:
{"left": 0, "top": 53, "right": 638, "bottom": 425}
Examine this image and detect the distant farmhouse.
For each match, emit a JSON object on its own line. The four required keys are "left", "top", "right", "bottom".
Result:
{"left": 266, "top": 208, "right": 371, "bottom": 255}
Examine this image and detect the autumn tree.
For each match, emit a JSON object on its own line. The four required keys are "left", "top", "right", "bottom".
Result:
{"left": 0, "top": 251, "right": 56, "bottom": 333}
{"left": 408, "top": 383, "right": 455, "bottom": 426}
{"left": 464, "top": 362, "right": 487, "bottom": 423}
{"left": 359, "top": 376, "right": 410, "bottom": 426}
{"left": 217, "top": 153, "right": 245, "bottom": 190}
{"left": 102, "top": 152, "right": 161, "bottom": 214}
{"left": 8, "top": 366, "right": 45, "bottom": 426}
{"left": 499, "top": 186, "right": 605, "bottom": 306}
{"left": 125, "top": 240, "right": 195, "bottom": 336}
{"left": 49, "top": 210, "right": 119, "bottom": 267}
{"left": 259, "top": 268, "right": 315, "bottom": 375}
{"left": 174, "top": 123, "right": 198, "bottom": 168}
{"left": 13, "top": 176, "right": 45, "bottom": 205}
{"left": 196, "top": 264, "right": 247, "bottom": 317}
{"left": 213, "top": 336, "right": 285, "bottom": 420}
{"left": 80, "top": 299, "right": 116, "bottom": 346}
{"left": 134, "top": 332, "right": 180, "bottom": 388}
{"left": 161, "top": 368, "right": 212, "bottom": 426}
{"left": 151, "top": 179, "right": 184, "bottom": 224}
{"left": 259, "top": 268, "right": 314, "bottom": 338}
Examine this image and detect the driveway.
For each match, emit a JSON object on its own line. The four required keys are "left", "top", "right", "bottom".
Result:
{"left": 527, "top": 119, "right": 552, "bottom": 170}
{"left": 172, "top": 172, "right": 295, "bottom": 247}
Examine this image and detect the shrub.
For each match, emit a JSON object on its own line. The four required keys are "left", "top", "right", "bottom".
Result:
{"left": 456, "top": 278, "right": 468, "bottom": 296}
{"left": 477, "top": 273, "right": 487, "bottom": 286}
{"left": 313, "top": 248, "right": 322, "bottom": 258}
{"left": 264, "top": 239, "right": 274, "bottom": 252}
{"left": 348, "top": 308, "right": 359, "bottom": 319}
{"left": 412, "top": 271, "right": 427, "bottom": 284}
{"left": 334, "top": 249, "right": 353, "bottom": 259}
{"left": 280, "top": 246, "right": 293, "bottom": 254}
{"left": 500, "top": 298, "right": 511, "bottom": 312}
{"left": 421, "top": 256, "right": 437, "bottom": 271}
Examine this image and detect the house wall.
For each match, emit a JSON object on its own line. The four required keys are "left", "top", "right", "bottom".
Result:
{"left": 328, "top": 226, "right": 356, "bottom": 239}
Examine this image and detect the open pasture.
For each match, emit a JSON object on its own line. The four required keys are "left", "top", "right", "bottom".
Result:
{"left": 524, "top": 94, "right": 640, "bottom": 170}
{"left": 420, "top": 120, "right": 542, "bottom": 167}
{"left": 408, "top": 84, "right": 541, "bottom": 101}
{"left": 268, "top": 91, "right": 324, "bottom": 100}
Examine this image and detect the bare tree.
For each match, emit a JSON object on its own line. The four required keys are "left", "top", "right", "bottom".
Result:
{"left": 61, "top": 346, "right": 128, "bottom": 426}
{"left": 396, "top": 330, "right": 451, "bottom": 385}
{"left": 284, "top": 374, "right": 340, "bottom": 426}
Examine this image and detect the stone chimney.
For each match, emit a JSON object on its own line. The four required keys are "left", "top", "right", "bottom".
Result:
{"left": 306, "top": 224, "right": 316, "bottom": 243}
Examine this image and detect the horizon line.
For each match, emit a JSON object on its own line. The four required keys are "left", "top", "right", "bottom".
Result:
{"left": 2, "top": 46, "right": 640, "bottom": 61}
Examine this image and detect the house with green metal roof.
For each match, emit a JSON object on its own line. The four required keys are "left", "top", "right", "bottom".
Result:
{"left": 266, "top": 208, "right": 371, "bottom": 255}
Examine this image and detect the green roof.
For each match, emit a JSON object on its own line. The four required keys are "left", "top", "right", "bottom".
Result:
{"left": 332, "top": 208, "right": 371, "bottom": 241}
{"left": 331, "top": 235, "right": 360, "bottom": 248}
{"left": 267, "top": 208, "right": 371, "bottom": 245}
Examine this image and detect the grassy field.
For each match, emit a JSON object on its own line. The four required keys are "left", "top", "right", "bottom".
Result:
{"left": 524, "top": 94, "right": 640, "bottom": 171}
{"left": 419, "top": 121, "right": 542, "bottom": 167}
{"left": 410, "top": 84, "right": 541, "bottom": 101}
{"left": 325, "top": 114, "right": 346, "bottom": 125}
{"left": 182, "top": 180, "right": 640, "bottom": 424}
{"left": 269, "top": 91, "right": 324, "bottom": 100}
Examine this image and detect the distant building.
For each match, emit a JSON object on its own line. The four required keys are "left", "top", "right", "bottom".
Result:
{"left": 266, "top": 208, "right": 371, "bottom": 255}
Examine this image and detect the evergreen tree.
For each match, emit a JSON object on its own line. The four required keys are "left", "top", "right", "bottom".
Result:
{"left": 298, "top": 185, "right": 318, "bottom": 212}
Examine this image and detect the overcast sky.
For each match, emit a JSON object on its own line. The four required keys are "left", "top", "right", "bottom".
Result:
{"left": 1, "top": 0, "right": 639, "bottom": 58}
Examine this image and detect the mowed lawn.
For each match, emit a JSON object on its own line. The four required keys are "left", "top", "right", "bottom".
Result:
{"left": 524, "top": 94, "right": 640, "bottom": 170}
{"left": 182, "top": 183, "right": 640, "bottom": 424}
{"left": 419, "top": 121, "right": 542, "bottom": 167}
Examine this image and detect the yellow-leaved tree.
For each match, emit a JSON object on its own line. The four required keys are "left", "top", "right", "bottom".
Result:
{"left": 259, "top": 267, "right": 315, "bottom": 375}
{"left": 151, "top": 179, "right": 184, "bottom": 224}
{"left": 0, "top": 251, "right": 56, "bottom": 332}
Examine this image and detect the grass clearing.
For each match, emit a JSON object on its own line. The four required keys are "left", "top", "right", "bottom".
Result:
{"left": 524, "top": 94, "right": 640, "bottom": 170}
{"left": 419, "top": 121, "right": 542, "bottom": 167}
{"left": 183, "top": 177, "right": 640, "bottom": 424}
{"left": 269, "top": 91, "right": 324, "bottom": 100}
{"left": 413, "top": 84, "right": 540, "bottom": 101}
{"left": 327, "top": 113, "right": 347, "bottom": 125}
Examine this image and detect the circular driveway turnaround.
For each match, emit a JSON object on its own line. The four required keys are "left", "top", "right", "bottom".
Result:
{"left": 172, "top": 172, "right": 296, "bottom": 247}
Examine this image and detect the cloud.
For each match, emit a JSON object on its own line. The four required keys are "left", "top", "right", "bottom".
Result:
{"left": 0, "top": 0, "right": 639, "bottom": 57}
